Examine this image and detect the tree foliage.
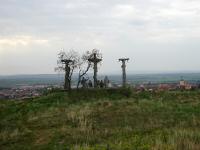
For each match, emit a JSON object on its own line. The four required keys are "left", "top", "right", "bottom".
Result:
{"left": 55, "top": 50, "right": 80, "bottom": 90}
{"left": 77, "top": 49, "right": 102, "bottom": 89}
{"left": 55, "top": 49, "right": 102, "bottom": 90}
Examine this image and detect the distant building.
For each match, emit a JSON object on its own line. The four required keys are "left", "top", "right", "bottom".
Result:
{"left": 158, "top": 84, "right": 170, "bottom": 91}
{"left": 179, "top": 78, "right": 192, "bottom": 90}
{"left": 180, "top": 80, "right": 186, "bottom": 88}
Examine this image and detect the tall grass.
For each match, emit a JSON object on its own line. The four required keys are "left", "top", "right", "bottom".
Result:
{"left": 1, "top": 89, "right": 200, "bottom": 149}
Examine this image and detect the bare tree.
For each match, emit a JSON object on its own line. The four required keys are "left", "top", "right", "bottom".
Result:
{"left": 55, "top": 50, "right": 79, "bottom": 90}
{"left": 77, "top": 49, "right": 102, "bottom": 89}
{"left": 76, "top": 51, "right": 92, "bottom": 89}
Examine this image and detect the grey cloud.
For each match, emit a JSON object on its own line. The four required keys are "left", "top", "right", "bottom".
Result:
{"left": 0, "top": 0, "right": 200, "bottom": 74}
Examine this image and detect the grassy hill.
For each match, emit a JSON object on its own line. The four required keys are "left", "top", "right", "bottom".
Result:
{"left": 1, "top": 89, "right": 200, "bottom": 150}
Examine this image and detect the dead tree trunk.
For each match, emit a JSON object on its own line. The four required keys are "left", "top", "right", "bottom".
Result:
{"left": 63, "top": 64, "right": 71, "bottom": 90}
{"left": 76, "top": 63, "right": 91, "bottom": 89}
{"left": 62, "top": 60, "right": 73, "bottom": 90}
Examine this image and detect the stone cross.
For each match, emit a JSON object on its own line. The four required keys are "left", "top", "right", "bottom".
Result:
{"left": 88, "top": 53, "right": 102, "bottom": 88}
{"left": 119, "top": 58, "right": 129, "bottom": 87}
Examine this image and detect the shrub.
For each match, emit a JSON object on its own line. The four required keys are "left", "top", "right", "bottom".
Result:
{"left": 67, "top": 88, "right": 132, "bottom": 102}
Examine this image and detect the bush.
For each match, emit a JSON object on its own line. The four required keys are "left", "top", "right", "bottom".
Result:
{"left": 68, "top": 88, "right": 132, "bottom": 101}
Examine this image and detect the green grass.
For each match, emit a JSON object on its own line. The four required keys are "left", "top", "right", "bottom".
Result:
{"left": 1, "top": 89, "right": 200, "bottom": 150}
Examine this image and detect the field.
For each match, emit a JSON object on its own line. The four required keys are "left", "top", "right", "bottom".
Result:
{"left": 1, "top": 89, "right": 200, "bottom": 150}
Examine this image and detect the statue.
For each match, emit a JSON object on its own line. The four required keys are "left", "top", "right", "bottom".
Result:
{"left": 81, "top": 77, "right": 88, "bottom": 88}
{"left": 104, "top": 76, "right": 109, "bottom": 88}
{"left": 88, "top": 80, "right": 93, "bottom": 88}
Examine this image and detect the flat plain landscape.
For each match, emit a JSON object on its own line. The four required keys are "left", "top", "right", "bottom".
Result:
{"left": 1, "top": 89, "right": 200, "bottom": 150}
{"left": 1, "top": 73, "right": 200, "bottom": 88}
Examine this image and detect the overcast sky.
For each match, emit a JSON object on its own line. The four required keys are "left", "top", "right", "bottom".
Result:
{"left": 0, "top": 0, "right": 200, "bottom": 75}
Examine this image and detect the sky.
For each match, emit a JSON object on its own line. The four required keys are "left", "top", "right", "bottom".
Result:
{"left": 0, "top": 0, "right": 200, "bottom": 75}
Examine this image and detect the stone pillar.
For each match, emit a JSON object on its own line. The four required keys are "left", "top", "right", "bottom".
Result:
{"left": 88, "top": 53, "right": 102, "bottom": 88}
{"left": 119, "top": 58, "right": 129, "bottom": 87}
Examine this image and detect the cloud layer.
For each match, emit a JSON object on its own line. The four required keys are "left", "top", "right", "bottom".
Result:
{"left": 0, "top": 0, "right": 200, "bottom": 75}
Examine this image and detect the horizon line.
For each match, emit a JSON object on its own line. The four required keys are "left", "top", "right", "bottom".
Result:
{"left": 1, "top": 71, "right": 200, "bottom": 77}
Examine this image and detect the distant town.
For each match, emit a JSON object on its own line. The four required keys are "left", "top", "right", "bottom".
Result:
{"left": 0, "top": 75, "right": 200, "bottom": 100}
{"left": 0, "top": 85, "right": 59, "bottom": 100}
{"left": 1, "top": 49, "right": 200, "bottom": 100}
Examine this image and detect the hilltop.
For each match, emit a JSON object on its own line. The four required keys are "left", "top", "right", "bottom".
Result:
{"left": 1, "top": 89, "right": 200, "bottom": 150}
